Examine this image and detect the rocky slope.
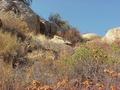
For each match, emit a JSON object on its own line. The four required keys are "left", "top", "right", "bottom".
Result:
{"left": 0, "top": 0, "right": 61, "bottom": 41}
{"left": 0, "top": 0, "right": 120, "bottom": 90}
{"left": 0, "top": 0, "right": 78, "bottom": 69}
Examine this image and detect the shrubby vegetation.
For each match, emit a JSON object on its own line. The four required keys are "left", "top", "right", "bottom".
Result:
{"left": 0, "top": 25, "right": 120, "bottom": 90}
{"left": 1, "top": 32, "right": 120, "bottom": 89}
{"left": 0, "top": 1, "right": 120, "bottom": 90}
{"left": 49, "top": 13, "right": 72, "bottom": 30}
{"left": 57, "top": 28, "right": 83, "bottom": 45}
{"left": 49, "top": 13, "right": 83, "bottom": 45}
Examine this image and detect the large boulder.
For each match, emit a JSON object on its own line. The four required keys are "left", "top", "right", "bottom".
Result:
{"left": 0, "top": 0, "right": 40, "bottom": 33}
{"left": 50, "top": 35, "right": 72, "bottom": 45}
{"left": 103, "top": 27, "right": 120, "bottom": 44}
{"left": 82, "top": 33, "right": 101, "bottom": 41}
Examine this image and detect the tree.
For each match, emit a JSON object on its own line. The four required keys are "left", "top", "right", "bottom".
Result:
{"left": 20, "top": 0, "right": 32, "bottom": 6}
{"left": 48, "top": 13, "right": 72, "bottom": 30}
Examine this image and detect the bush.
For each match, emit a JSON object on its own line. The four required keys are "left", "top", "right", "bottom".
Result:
{"left": 57, "top": 28, "right": 83, "bottom": 45}
{"left": 48, "top": 13, "right": 71, "bottom": 30}
{"left": 60, "top": 42, "right": 120, "bottom": 79}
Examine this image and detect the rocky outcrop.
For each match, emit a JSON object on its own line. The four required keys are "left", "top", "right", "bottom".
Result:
{"left": 82, "top": 33, "right": 101, "bottom": 41}
{"left": 103, "top": 27, "right": 120, "bottom": 44}
{"left": 50, "top": 35, "right": 72, "bottom": 45}
{"left": 38, "top": 19, "right": 61, "bottom": 37}
{"left": 0, "top": 0, "right": 40, "bottom": 33}
{"left": 26, "top": 35, "right": 74, "bottom": 60}
{"left": 0, "top": 0, "right": 62, "bottom": 38}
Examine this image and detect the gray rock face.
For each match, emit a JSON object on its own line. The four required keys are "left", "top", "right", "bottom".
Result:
{"left": 103, "top": 27, "right": 120, "bottom": 43}
{"left": 0, "top": 0, "right": 40, "bottom": 33}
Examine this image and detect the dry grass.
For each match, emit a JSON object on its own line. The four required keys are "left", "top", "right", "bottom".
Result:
{"left": 0, "top": 32, "right": 120, "bottom": 90}
{"left": 0, "top": 30, "right": 19, "bottom": 55}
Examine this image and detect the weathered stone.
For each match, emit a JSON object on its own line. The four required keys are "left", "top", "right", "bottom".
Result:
{"left": 103, "top": 27, "right": 120, "bottom": 44}
{"left": 50, "top": 35, "right": 72, "bottom": 45}
{"left": 82, "top": 33, "right": 101, "bottom": 41}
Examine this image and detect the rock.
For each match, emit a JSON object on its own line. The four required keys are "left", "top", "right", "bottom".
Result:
{"left": 50, "top": 35, "right": 72, "bottom": 45}
{"left": 0, "top": 0, "right": 40, "bottom": 33}
{"left": 39, "top": 19, "right": 61, "bottom": 37}
{"left": 103, "top": 27, "right": 120, "bottom": 44}
{"left": 50, "top": 35, "right": 65, "bottom": 44}
{"left": 82, "top": 33, "right": 101, "bottom": 41}
{"left": 26, "top": 35, "right": 74, "bottom": 60}
{"left": 49, "top": 22, "right": 60, "bottom": 37}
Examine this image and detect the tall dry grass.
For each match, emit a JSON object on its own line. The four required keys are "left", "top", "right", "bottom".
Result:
{"left": 0, "top": 31, "right": 120, "bottom": 90}
{"left": 0, "top": 30, "right": 19, "bottom": 55}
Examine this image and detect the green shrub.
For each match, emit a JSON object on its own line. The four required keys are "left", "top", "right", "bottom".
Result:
{"left": 59, "top": 42, "right": 120, "bottom": 79}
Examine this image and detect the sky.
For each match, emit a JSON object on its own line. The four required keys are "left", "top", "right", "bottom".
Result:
{"left": 31, "top": 0, "right": 120, "bottom": 36}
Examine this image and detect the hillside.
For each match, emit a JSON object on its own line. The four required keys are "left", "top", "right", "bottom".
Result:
{"left": 0, "top": 0, "right": 120, "bottom": 90}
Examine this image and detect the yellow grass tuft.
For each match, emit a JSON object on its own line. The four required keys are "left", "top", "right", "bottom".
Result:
{"left": 0, "top": 30, "right": 19, "bottom": 55}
